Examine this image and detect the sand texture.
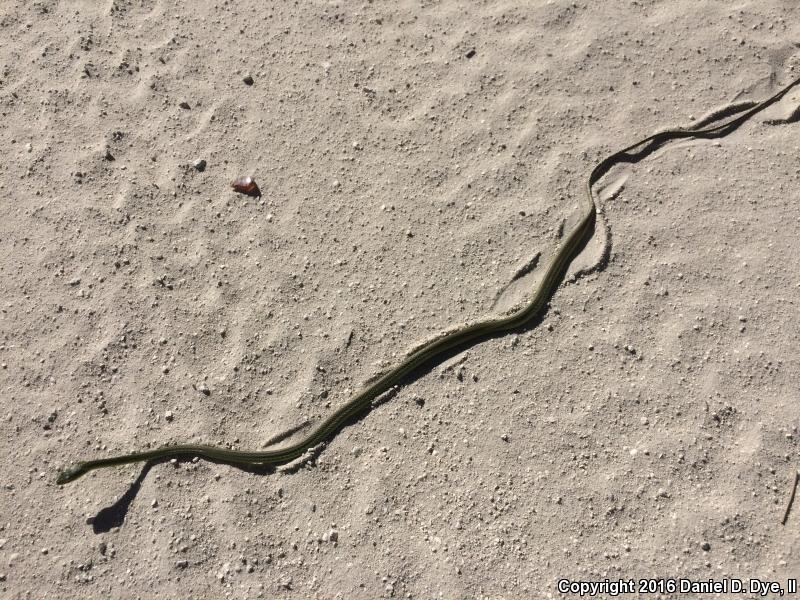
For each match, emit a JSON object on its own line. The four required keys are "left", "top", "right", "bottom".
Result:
{"left": 1, "top": 0, "right": 799, "bottom": 597}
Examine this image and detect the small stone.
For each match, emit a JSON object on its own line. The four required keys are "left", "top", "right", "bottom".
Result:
{"left": 175, "top": 559, "right": 188, "bottom": 569}
{"left": 192, "top": 159, "right": 207, "bottom": 172}
{"left": 243, "top": 74, "right": 254, "bottom": 85}
{"left": 277, "top": 576, "right": 292, "bottom": 590}
{"left": 68, "top": 277, "right": 81, "bottom": 286}
{"left": 162, "top": 365, "right": 170, "bottom": 374}
{"left": 103, "top": 148, "right": 115, "bottom": 161}
{"left": 98, "top": 542, "right": 107, "bottom": 555}
{"left": 465, "top": 49, "right": 476, "bottom": 59}
{"left": 701, "top": 542, "right": 711, "bottom": 551}
{"left": 332, "top": 179, "right": 340, "bottom": 188}
{"left": 179, "top": 101, "right": 191, "bottom": 109}
{"left": 25, "top": 143, "right": 32, "bottom": 152}
{"left": 197, "top": 383, "right": 210, "bottom": 396}
{"left": 500, "top": 433, "right": 509, "bottom": 442}
{"left": 151, "top": 499, "right": 158, "bottom": 508}
{"left": 165, "top": 410, "right": 174, "bottom": 421}
{"left": 351, "top": 446, "right": 362, "bottom": 457}
{"left": 328, "top": 529, "right": 338, "bottom": 542}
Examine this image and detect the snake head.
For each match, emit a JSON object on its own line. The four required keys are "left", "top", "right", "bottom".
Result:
{"left": 56, "top": 463, "right": 88, "bottom": 485}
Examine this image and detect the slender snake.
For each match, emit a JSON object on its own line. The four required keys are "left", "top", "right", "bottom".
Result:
{"left": 57, "top": 75, "right": 800, "bottom": 485}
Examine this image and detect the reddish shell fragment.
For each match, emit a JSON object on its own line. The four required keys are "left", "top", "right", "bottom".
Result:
{"left": 231, "top": 176, "right": 260, "bottom": 197}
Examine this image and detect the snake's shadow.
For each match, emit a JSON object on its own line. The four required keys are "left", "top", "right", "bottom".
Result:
{"left": 91, "top": 462, "right": 154, "bottom": 533}
{"left": 90, "top": 457, "right": 275, "bottom": 533}
{"left": 90, "top": 97, "right": 774, "bottom": 533}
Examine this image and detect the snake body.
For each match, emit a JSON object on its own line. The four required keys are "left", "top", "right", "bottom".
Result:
{"left": 57, "top": 75, "right": 800, "bottom": 485}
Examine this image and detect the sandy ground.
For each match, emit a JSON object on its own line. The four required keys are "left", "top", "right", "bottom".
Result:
{"left": 1, "top": 0, "right": 799, "bottom": 598}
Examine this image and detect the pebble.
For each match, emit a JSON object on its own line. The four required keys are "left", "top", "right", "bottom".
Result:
{"left": 176, "top": 559, "right": 188, "bottom": 569}
{"left": 243, "top": 74, "right": 254, "bottom": 85}
{"left": 25, "top": 142, "right": 32, "bottom": 152}
{"left": 701, "top": 542, "right": 711, "bottom": 551}
{"left": 179, "top": 101, "right": 191, "bottom": 109}
{"left": 217, "top": 562, "right": 231, "bottom": 581}
{"left": 165, "top": 410, "right": 174, "bottom": 421}
{"left": 197, "top": 383, "right": 211, "bottom": 396}
{"left": 332, "top": 179, "right": 340, "bottom": 188}
{"left": 103, "top": 148, "right": 115, "bottom": 161}
{"left": 68, "top": 278, "right": 81, "bottom": 286}
{"left": 192, "top": 159, "right": 207, "bottom": 172}
{"left": 277, "top": 576, "right": 292, "bottom": 590}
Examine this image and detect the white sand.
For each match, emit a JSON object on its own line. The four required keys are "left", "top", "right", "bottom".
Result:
{"left": 1, "top": 0, "right": 799, "bottom": 597}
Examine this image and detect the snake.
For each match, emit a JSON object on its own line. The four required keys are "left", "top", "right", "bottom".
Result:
{"left": 56, "top": 75, "right": 800, "bottom": 485}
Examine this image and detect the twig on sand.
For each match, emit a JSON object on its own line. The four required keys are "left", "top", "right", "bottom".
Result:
{"left": 781, "top": 468, "right": 799, "bottom": 525}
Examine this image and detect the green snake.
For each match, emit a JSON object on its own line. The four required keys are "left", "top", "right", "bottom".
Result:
{"left": 57, "top": 75, "right": 800, "bottom": 485}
